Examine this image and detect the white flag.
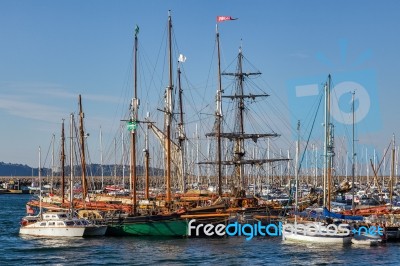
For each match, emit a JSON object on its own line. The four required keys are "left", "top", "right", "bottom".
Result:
{"left": 178, "top": 54, "right": 187, "bottom": 62}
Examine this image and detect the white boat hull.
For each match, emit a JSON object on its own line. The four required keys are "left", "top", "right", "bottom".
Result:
{"left": 19, "top": 212, "right": 107, "bottom": 237}
{"left": 281, "top": 222, "right": 352, "bottom": 244}
{"left": 19, "top": 226, "right": 86, "bottom": 237}
{"left": 282, "top": 231, "right": 352, "bottom": 244}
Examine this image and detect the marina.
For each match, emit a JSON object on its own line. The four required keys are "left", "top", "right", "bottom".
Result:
{"left": 2, "top": 194, "right": 400, "bottom": 265}
{"left": 1, "top": 1, "right": 400, "bottom": 265}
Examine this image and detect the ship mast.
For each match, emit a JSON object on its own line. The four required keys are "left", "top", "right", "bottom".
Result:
{"left": 78, "top": 94, "right": 88, "bottom": 201}
{"left": 61, "top": 119, "right": 65, "bottom": 204}
{"left": 390, "top": 134, "right": 395, "bottom": 206}
{"left": 69, "top": 113, "right": 74, "bottom": 217}
{"left": 216, "top": 24, "right": 223, "bottom": 196}
{"left": 351, "top": 91, "right": 356, "bottom": 214}
{"left": 220, "top": 47, "right": 275, "bottom": 192}
{"left": 129, "top": 24, "right": 140, "bottom": 215}
{"left": 323, "top": 74, "right": 334, "bottom": 210}
{"left": 177, "top": 64, "right": 187, "bottom": 193}
{"left": 165, "top": 10, "right": 173, "bottom": 205}
{"left": 38, "top": 146, "right": 42, "bottom": 218}
{"left": 201, "top": 37, "right": 288, "bottom": 195}
{"left": 144, "top": 113, "right": 150, "bottom": 199}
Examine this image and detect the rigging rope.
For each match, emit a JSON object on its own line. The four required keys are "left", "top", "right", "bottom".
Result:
{"left": 298, "top": 91, "right": 324, "bottom": 175}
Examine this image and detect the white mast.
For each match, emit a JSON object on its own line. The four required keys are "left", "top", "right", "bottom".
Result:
{"left": 100, "top": 126, "right": 104, "bottom": 189}
{"left": 69, "top": 113, "right": 74, "bottom": 217}
{"left": 351, "top": 91, "right": 356, "bottom": 213}
{"left": 51, "top": 133, "right": 55, "bottom": 194}
{"left": 39, "top": 146, "right": 42, "bottom": 218}
{"left": 122, "top": 126, "right": 125, "bottom": 189}
{"left": 295, "top": 120, "right": 300, "bottom": 225}
{"left": 323, "top": 74, "right": 332, "bottom": 209}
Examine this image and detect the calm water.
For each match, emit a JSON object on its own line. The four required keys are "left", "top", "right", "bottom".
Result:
{"left": 1, "top": 194, "right": 399, "bottom": 265}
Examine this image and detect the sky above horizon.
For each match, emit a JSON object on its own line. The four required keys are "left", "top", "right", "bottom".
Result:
{"left": 1, "top": 0, "right": 400, "bottom": 169}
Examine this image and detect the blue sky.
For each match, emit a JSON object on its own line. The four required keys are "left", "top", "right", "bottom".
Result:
{"left": 1, "top": 0, "right": 399, "bottom": 169}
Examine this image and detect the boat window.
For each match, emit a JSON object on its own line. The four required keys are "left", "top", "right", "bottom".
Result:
{"left": 48, "top": 222, "right": 55, "bottom": 226}
{"left": 57, "top": 222, "right": 64, "bottom": 226}
{"left": 40, "top": 222, "right": 47, "bottom": 226}
{"left": 65, "top": 221, "right": 74, "bottom": 226}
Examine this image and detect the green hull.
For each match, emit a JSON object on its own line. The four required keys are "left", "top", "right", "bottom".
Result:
{"left": 106, "top": 218, "right": 188, "bottom": 237}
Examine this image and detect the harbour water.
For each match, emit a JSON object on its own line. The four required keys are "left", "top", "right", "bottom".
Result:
{"left": 1, "top": 194, "right": 400, "bottom": 265}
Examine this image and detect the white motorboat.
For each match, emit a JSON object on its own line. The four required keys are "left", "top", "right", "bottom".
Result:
{"left": 351, "top": 233, "right": 384, "bottom": 246}
{"left": 19, "top": 212, "right": 107, "bottom": 237}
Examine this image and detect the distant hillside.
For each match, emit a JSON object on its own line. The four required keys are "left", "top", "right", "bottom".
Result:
{"left": 0, "top": 162, "right": 39, "bottom": 176}
{"left": 0, "top": 162, "right": 163, "bottom": 176}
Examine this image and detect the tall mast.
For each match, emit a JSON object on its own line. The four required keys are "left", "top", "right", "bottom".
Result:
{"left": 196, "top": 124, "right": 200, "bottom": 184}
{"left": 221, "top": 46, "right": 269, "bottom": 192}
{"left": 323, "top": 74, "right": 332, "bottom": 210}
{"left": 165, "top": 10, "right": 173, "bottom": 204}
{"left": 70, "top": 113, "right": 74, "bottom": 217}
{"left": 351, "top": 91, "right": 356, "bottom": 213}
{"left": 216, "top": 24, "right": 223, "bottom": 196}
{"left": 78, "top": 95, "right": 88, "bottom": 200}
{"left": 122, "top": 128, "right": 125, "bottom": 189}
{"left": 39, "top": 146, "right": 42, "bottom": 218}
{"left": 144, "top": 113, "right": 150, "bottom": 199}
{"left": 130, "top": 24, "right": 140, "bottom": 215}
{"left": 390, "top": 133, "right": 395, "bottom": 205}
{"left": 200, "top": 30, "right": 288, "bottom": 195}
{"left": 51, "top": 133, "right": 55, "bottom": 194}
{"left": 61, "top": 119, "right": 65, "bottom": 204}
{"left": 295, "top": 121, "right": 300, "bottom": 224}
{"left": 234, "top": 46, "right": 245, "bottom": 190}
{"left": 177, "top": 64, "right": 186, "bottom": 193}
{"left": 114, "top": 138, "right": 117, "bottom": 179}
{"left": 100, "top": 126, "right": 104, "bottom": 189}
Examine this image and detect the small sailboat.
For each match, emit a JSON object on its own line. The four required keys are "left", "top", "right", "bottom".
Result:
{"left": 282, "top": 76, "right": 353, "bottom": 244}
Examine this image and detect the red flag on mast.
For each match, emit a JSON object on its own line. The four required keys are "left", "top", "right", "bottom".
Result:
{"left": 216, "top": 16, "right": 237, "bottom": 23}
